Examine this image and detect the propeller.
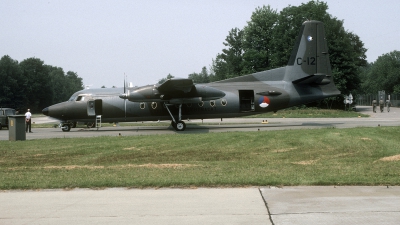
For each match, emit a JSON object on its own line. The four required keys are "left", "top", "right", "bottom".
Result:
{"left": 120, "top": 73, "right": 130, "bottom": 120}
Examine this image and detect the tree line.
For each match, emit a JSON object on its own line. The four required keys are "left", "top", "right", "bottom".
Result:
{"left": 0, "top": 55, "right": 83, "bottom": 113}
{"left": 360, "top": 51, "right": 400, "bottom": 95}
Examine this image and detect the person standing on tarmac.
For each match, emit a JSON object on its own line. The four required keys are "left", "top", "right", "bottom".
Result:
{"left": 386, "top": 100, "right": 392, "bottom": 112}
{"left": 379, "top": 97, "right": 385, "bottom": 113}
{"left": 372, "top": 99, "right": 377, "bottom": 113}
{"left": 25, "top": 109, "right": 32, "bottom": 133}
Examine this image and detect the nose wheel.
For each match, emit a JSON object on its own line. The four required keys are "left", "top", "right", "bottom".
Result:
{"left": 60, "top": 123, "right": 71, "bottom": 132}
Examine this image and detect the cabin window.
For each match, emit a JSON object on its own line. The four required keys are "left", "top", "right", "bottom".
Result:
{"left": 140, "top": 102, "right": 145, "bottom": 109}
{"left": 221, "top": 99, "right": 227, "bottom": 106}
{"left": 210, "top": 100, "right": 215, "bottom": 107}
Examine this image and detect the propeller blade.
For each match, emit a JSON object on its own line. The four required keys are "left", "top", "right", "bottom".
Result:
{"left": 124, "top": 73, "right": 127, "bottom": 120}
{"left": 124, "top": 73, "right": 126, "bottom": 94}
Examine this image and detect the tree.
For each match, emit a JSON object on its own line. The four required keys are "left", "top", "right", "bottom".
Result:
{"left": 19, "top": 57, "right": 52, "bottom": 112}
{"left": 48, "top": 66, "right": 68, "bottom": 103}
{"left": 158, "top": 73, "right": 174, "bottom": 84}
{"left": 65, "top": 71, "right": 83, "bottom": 95}
{"left": 1, "top": 55, "right": 84, "bottom": 111}
{"left": 361, "top": 51, "right": 400, "bottom": 94}
{"left": 241, "top": 5, "right": 278, "bottom": 73}
{"left": 47, "top": 67, "right": 83, "bottom": 103}
{"left": 188, "top": 67, "right": 210, "bottom": 83}
{"left": 271, "top": 1, "right": 332, "bottom": 67}
{"left": 211, "top": 1, "right": 367, "bottom": 108}
{"left": 210, "top": 56, "right": 229, "bottom": 81}
{"left": 273, "top": 1, "right": 366, "bottom": 107}
{"left": 0, "top": 55, "right": 26, "bottom": 109}
{"left": 211, "top": 28, "right": 245, "bottom": 80}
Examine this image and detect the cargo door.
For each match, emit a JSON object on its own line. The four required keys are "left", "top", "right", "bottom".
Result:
{"left": 87, "top": 99, "right": 103, "bottom": 116}
{"left": 239, "top": 90, "right": 255, "bottom": 112}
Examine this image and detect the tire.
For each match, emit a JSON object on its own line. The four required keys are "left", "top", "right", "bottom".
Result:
{"left": 175, "top": 121, "right": 186, "bottom": 131}
{"left": 62, "top": 123, "right": 71, "bottom": 132}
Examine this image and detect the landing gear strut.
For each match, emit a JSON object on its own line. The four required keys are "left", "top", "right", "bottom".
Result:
{"left": 165, "top": 103, "right": 186, "bottom": 131}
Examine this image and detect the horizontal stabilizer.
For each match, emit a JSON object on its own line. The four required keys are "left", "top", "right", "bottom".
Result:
{"left": 292, "top": 74, "right": 331, "bottom": 85}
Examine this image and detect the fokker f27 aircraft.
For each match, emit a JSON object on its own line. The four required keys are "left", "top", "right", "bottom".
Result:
{"left": 42, "top": 20, "right": 340, "bottom": 131}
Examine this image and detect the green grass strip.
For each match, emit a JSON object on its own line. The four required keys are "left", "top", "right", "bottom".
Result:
{"left": 1, "top": 126, "right": 399, "bottom": 189}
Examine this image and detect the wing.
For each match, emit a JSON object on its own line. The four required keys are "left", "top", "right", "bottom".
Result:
{"left": 120, "top": 78, "right": 225, "bottom": 103}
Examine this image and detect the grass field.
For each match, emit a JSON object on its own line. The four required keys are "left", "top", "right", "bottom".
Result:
{"left": 1, "top": 126, "right": 399, "bottom": 190}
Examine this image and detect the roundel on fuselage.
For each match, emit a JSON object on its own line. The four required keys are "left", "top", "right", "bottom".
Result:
{"left": 258, "top": 96, "right": 270, "bottom": 108}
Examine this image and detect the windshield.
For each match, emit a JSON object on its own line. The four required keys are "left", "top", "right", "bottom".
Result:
{"left": 68, "top": 94, "right": 78, "bottom": 101}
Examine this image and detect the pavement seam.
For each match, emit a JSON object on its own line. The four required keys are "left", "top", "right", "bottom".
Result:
{"left": 258, "top": 188, "right": 275, "bottom": 225}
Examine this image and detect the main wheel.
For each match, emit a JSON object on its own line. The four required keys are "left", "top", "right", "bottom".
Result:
{"left": 61, "top": 123, "right": 71, "bottom": 132}
{"left": 175, "top": 121, "right": 186, "bottom": 131}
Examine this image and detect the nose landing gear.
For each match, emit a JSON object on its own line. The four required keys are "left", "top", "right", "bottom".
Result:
{"left": 59, "top": 122, "right": 76, "bottom": 132}
{"left": 60, "top": 123, "right": 71, "bottom": 132}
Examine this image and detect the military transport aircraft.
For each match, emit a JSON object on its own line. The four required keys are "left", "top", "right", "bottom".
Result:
{"left": 42, "top": 20, "right": 340, "bottom": 132}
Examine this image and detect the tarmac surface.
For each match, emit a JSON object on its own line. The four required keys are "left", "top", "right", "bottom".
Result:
{"left": 1, "top": 106, "right": 399, "bottom": 140}
{"left": 1, "top": 106, "right": 399, "bottom": 224}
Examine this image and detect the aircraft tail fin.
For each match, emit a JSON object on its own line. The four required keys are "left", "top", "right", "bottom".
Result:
{"left": 286, "top": 20, "right": 332, "bottom": 85}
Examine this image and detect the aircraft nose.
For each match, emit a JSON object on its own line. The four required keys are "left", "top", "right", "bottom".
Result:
{"left": 42, "top": 107, "right": 49, "bottom": 116}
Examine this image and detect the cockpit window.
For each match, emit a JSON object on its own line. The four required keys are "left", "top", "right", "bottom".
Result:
{"left": 76, "top": 96, "right": 85, "bottom": 101}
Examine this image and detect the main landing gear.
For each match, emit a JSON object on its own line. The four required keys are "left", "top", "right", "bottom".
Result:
{"left": 165, "top": 103, "right": 186, "bottom": 131}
